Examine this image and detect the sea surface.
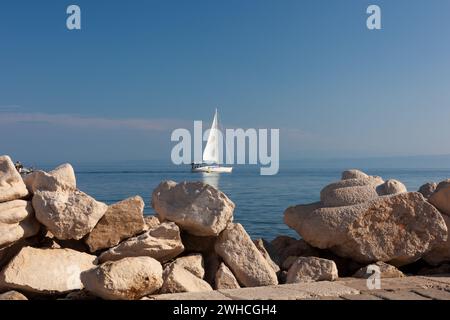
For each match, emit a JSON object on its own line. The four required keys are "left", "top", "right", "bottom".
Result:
{"left": 39, "top": 161, "right": 450, "bottom": 241}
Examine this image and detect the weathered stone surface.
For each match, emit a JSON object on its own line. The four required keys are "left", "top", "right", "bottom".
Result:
{"left": 160, "top": 264, "right": 213, "bottom": 294}
{"left": 144, "top": 215, "right": 160, "bottom": 230}
{"left": 382, "top": 179, "right": 407, "bottom": 195}
{"left": 215, "top": 223, "right": 278, "bottom": 287}
{"left": 353, "top": 261, "right": 404, "bottom": 279}
{"left": 286, "top": 257, "right": 338, "bottom": 283}
{"left": 167, "top": 254, "right": 205, "bottom": 279}
{"left": 271, "top": 235, "right": 319, "bottom": 262}
{"left": 81, "top": 257, "right": 163, "bottom": 300}
{"left": 152, "top": 181, "right": 235, "bottom": 236}
{"left": 254, "top": 238, "right": 280, "bottom": 273}
{"left": 0, "top": 290, "right": 28, "bottom": 300}
{"left": 98, "top": 222, "right": 184, "bottom": 263}
{"left": 0, "top": 155, "right": 28, "bottom": 203}
{"left": 23, "top": 164, "right": 76, "bottom": 193}
{"left": 341, "top": 169, "right": 369, "bottom": 180}
{"left": 430, "top": 180, "right": 450, "bottom": 216}
{"left": 215, "top": 263, "right": 240, "bottom": 289}
{"left": 0, "top": 247, "right": 96, "bottom": 294}
{"left": 320, "top": 177, "right": 384, "bottom": 207}
{"left": 85, "top": 196, "right": 146, "bottom": 252}
{"left": 418, "top": 182, "right": 437, "bottom": 199}
{"left": 285, "top": 192, "right": 447, "bottom": 266}
{"left": 33, "top": 190, "right": 108, "bottom": 240}
{"left": 149, "top": 290, "right": 230, "bottom": 300}
{"left": 424, "top": 213, "right": 450, "bottom": 265}
{"left": 0, "top": 200, "right": 40, "bottom": 248}
{"left": 204, "top": 252, "right": 222, "bottom": 286}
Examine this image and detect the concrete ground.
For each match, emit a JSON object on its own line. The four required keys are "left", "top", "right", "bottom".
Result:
{"left": 147, "top": 275, "right": 450, "bottom": 300}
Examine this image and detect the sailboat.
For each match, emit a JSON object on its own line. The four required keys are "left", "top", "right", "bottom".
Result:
{"left": 191, "top": 109, "right": 233, "bottom": 173}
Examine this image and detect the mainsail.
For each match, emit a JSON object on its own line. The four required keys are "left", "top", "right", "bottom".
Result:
{"left": 202, "top": 109, "right": 220, "bottom": 164}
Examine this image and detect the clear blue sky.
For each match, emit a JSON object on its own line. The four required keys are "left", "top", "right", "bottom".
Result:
{"left": 1, "top": 0, "right": 450, "bottom": 163}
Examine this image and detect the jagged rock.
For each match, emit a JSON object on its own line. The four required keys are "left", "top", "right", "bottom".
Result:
{"left": 286, "top": 257, "right": 338, "bottom": 283}
{"left": 85, "top": 196, "right": 146, "bottom": 252}
{"left": 33, "top": 190, "right": 107, "bottom": 240}
{"left": 98, "top": 222, "right": 184, "bottom": 263}
{"left": 0, "top": 247, "right": 96, "bottom": 294}
{"left": 341, "top": 169, "right": 370, "bottom": 180}
{"left": 429, "top": 180, "right": 450, "bottom": 216}
{"left": 167, "top": 254, "right": 205, "bottom": 279}
{"left": 424, "top": 213, "right": 450, "bottom": 266}
{"left": 215, "top": 263, "right": 240, "bottom": 289}
{"left": 271, "top": 235, "right": 320, "bottom": 262}
{"left": 152, "top": 181, "right": 235, "bottom": 236}
{"left": 320, "top": 176, "right": 384, "bottom": 207}
{"left": 353, "top": 261, "right": 404, "bottom": 279}
{"left": 160, "top": 263, "right": 213, "bottom": 294}
{"left": 144, "top": 215, "right": 160, "bottom": 230}
{"left": 215, "top": 223, "right": 278, "bottom": 287}
{"left": 382, "top": 179, "right": 407, "bottom": 195}
{"left": 0, "top": 290, "right": 28, "bottom": 300}
{"left": 23, "top": 164, "right": 76, "bottom": 193}
{"left": 418, "top": 182, "right": 437, "bottom": 199}
{"left": 284, "top": 192, "right": 447, "bottom": 266}
{"left": 81, "top": 257, "right": 163, "bottom": 300}
{"left": 253, "top": 239, "right": 280, "bottom": 273}
{"left": 0, "top": 200, "right": 40, "bottom": 248}
{"left": 0, "top": 155, "right": 28, "bottom": 203}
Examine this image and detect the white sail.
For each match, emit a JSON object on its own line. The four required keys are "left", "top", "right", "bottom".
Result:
{"left": 202, "top": 109, "right": 220, "bottom": 164}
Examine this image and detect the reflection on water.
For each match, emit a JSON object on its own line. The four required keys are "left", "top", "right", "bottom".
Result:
{"left": 201, "top": 172, "right": 220, "bottom": 189}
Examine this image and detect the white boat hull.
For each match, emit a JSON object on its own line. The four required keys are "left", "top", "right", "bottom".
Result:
{"left": 191, "top": 166, "right": 233, "bottom": 173}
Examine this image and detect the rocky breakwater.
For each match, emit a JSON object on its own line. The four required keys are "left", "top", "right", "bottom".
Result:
{"left": 282, "top": 169, "right": 450, "bottom": 282}
{"left": 0, "top": 155, "right": 279, "bottom": 300}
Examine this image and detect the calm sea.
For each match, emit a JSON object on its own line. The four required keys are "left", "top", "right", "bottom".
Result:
{"left": 39, "top": 161, "right": 450, "bottom": 241}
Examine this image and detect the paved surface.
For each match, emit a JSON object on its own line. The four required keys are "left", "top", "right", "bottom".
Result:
{"left": 148, "top": 275, "right": 450, "bottom": 300}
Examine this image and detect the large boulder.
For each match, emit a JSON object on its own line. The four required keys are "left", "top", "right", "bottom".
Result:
{"left": 33, "top": 190, "right": 108, "bottom": 240}
{"left": 152, "top": 181, "right": 235, "bottom": 236}
{"left": 23, "top": 164, "right": 76, "bottom": 193}
{"left": 284, "top": 192, "right": 447, "bottom": 266}
{"left": 81, "top": 257, "right": 163, "bottom": 300}
{"left": 0, "top": 200, "right": 40, "bottom": 248}
{"left": 0, "top": 247, "right": 96, "bottom": 294}
{"left": 429, "top": 180, "right": 450, "bottom": 216}
{"left": 0, "top": 156, "right": 28, "bottom": 203}
{"left": 85, "top": 196, "right": 146, "bottom": 252}
{"left": 214, "top": 223, "right": 278, "bottom": 287}
{"left": 320, "top": 176, "right": 384, "bottom": 207}
{"left": 424, "top": 213, "right": 450, "bottom": 266}
{"left": 353, "top": 261, "right": 404, "bottom": 279}
{"left": 98, "top": 222, "right": 184, "bottom": 263}
{"left": 160, "top": 264, "right": 212, "bottom": 294}
{"left": 215, "top": 263, "right": 240, "bottom": 290}
{"left": 286, "top": 257, "right": 338, "bottom": 283}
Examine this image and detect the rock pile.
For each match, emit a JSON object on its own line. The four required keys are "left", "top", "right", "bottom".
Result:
{"left": 0, "top": 155, "right": 278, "bottom": 300}
{"left": 1, "top": 158, "right": 450, "bottom": 300}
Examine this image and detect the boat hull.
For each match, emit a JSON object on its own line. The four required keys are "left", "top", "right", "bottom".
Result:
{"left": 191, "top": 166, "right": 233, "bottom": 173}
